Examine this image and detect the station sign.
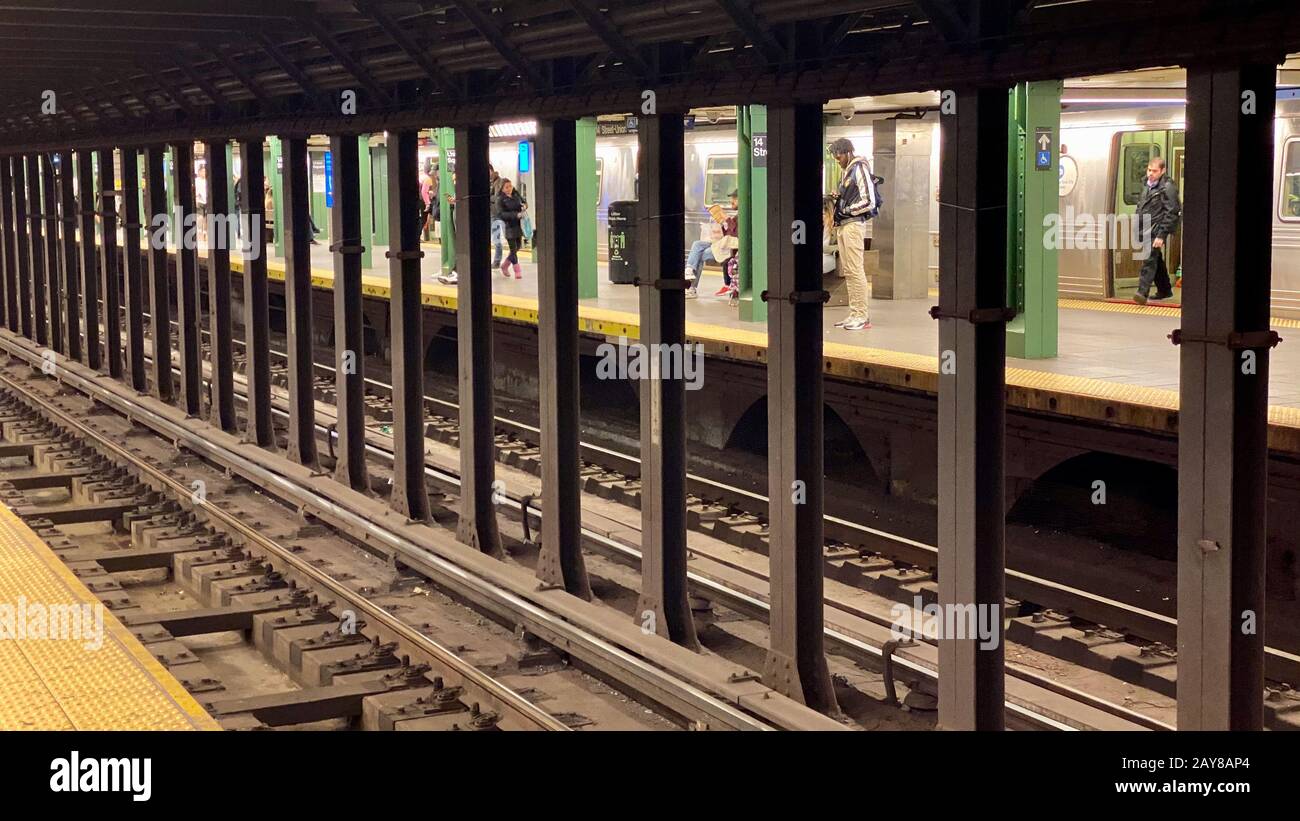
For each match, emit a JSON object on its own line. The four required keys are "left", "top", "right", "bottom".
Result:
{"left": 324, "top": 151, "right": 333, "bottom": 207}
{"left": 752, "top": 133, "right": 767, "bottom": 167}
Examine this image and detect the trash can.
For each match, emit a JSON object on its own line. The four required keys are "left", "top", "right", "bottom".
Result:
{"left": 607, "top": 200, "right": 636, "bottom": 284}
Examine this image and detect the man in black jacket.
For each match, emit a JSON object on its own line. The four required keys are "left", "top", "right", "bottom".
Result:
{"left": 1133, "top": 156, "right": 1181, "bottom": 305}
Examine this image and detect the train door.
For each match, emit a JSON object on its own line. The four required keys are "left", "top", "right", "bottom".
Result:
{"left": 1109, "top": 129, "right": 1184, "bottom": 300}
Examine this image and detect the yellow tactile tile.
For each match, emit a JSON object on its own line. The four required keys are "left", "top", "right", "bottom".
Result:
{"left": 0, "top": 504, "right": 218, "bottom": 730}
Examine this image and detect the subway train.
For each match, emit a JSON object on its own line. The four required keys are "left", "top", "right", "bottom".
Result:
{"left": 477, "top": 97, "right": 1300, "bottom": 318}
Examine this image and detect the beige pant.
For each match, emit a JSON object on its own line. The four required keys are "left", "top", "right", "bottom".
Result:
{"left": 836, "top": 220, "right": 869, "bottom": 320}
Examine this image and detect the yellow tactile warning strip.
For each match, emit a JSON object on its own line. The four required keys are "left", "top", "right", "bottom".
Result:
{"left": 0, "top": 504, "right": 218, "bottom": 730}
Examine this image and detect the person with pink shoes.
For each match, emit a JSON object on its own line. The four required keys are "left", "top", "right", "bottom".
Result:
{"left": 496, "top": 178, "right": 526, "bottom": 279}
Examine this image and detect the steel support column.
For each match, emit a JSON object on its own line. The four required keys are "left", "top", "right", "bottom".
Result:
{"left": 453, "top": 125, "right": 503, "bottom": 557}
{"left": 634, "top": 113, "right": 699, "bottom": 649}
{"left": 1176, "top": 62, "right": 1276, "bottom": 731}
{"left": 119, "top": 148, "right": 144, "bottom": 387}
{"left": 329, "top": 134, "right": 368, "bottom": 491}
{"left": 56, "top": 151, "right": 81, "bottom": 363}
{"left": 762, "top": 103, "right": 837, "bottom": 711}
{"left": 936, "top": 87, "right": 1009, "bottom": 731}
{"left": 171, "top": 142, "right": 202, "bottom": 415}
{"left": 386, "top": 130, "right": 430, "bottom": 522}
{"left": 145, "top": 145, "right": 173, "bottom": 400}
{"left": 205, "top": 139, "right": 237, "bottom": 432}
{"left": 12, "top": 159, "right": 31, "bottom": 340}
{"left": 97, "top": 149, "right": 122, "bottom": 380}
{"left": 534, "top": 118, "right": 592, "bottom": 599}
{"left": 282, "top": 137, "right": 318, "bottom": 468}
{"left": 1, "top": 159, "right": 17, "bottom": 333}
{"left": 41, "top": 155, "right": 63, "bottom": 355}
{"left": 76, "top": 152, "right": 101, "bottom": 371}
{"left": 239, "top": 139, "right": 275, "bottom": 448}
{"left": 26, "top": 156, "right": 47, "bottom": 346}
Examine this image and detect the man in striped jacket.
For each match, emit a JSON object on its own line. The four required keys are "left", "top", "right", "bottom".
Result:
{"left": 829, "top": 137, "right": 881, "bottom": 331}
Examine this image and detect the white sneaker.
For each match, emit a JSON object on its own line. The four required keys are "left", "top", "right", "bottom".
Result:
{"left": 833, "top": 318, "right": 849, "bottom": 327}
{"left": 685, "top": 287, "right": 698, "bottom": 299}
{"left": 436, "top": 271, "right": 458, "bottom": 285}
{"left": 842, "top": 317, "right": 872, "bottom": 331}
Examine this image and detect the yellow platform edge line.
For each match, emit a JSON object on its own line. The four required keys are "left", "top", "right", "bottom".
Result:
{"left": 0, "top": 503, "right": 220, "bottom": 731}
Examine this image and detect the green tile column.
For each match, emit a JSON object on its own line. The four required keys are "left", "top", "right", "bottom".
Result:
{"left": 739, "top": 104, "right": 768, "bottom": 323}
{"left": 437, "top": 126, "right": 455, "bottom": 275}
{"left": 577, "top": 117, "right": 598, "bottom": 299}
{"left": 268, "top": 136, "right": 285, "bottom": 259}
{"left": 358, "top": 134, "right": 374, "bottom": 269}
{"left": 1005, "top": 80, "right": 1061, "bottom": 359}
{"left": 371, "top": 143, "right": 389, "bottom": 247}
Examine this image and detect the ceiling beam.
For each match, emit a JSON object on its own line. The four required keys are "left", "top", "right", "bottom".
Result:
{"left": 712, "top": 0, "right": 787, "bottom": 64}
{"left": 447, "top": 0, "right": 546, "bottom": 90}
{"left": 353, "top": 0, "right": 460, "bottom": 97}
{"left": 254, "top": 31, "right": 326, "bottom": 102}
{"left": 297, "top": 14, "right": 393, "bottom": 107}
{"left": 209, "top": 44, "right": 272, "bottom": 104}
{"left": 913, "top": 0, "right": 971, "bottom": 41}
{"left": 173, "top": 51, "right": 234, "bottom": 110}
{"left": 566, "top": 0, "right": 652, "bottom": 78}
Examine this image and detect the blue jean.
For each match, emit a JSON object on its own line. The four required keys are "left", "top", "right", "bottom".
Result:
{"left": 491, "top": 219, "right": 505, "bottom": 266}
{"left": 687, "top": 240, "right": 729, "bottom": 285}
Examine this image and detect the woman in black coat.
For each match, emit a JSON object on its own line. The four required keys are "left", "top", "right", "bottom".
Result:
{"left": 497, "top": 179, "right": 525, "bottom": 279}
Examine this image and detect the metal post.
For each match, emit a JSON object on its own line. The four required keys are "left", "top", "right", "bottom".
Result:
{"left": 763, "top": 103, "right": 837, "bottom": 712}
{"left": 12, "top": 159, "right": 32, "bottom": 340}
{"left": 282, "top": 136, "right": 318, "bottom": 469}
{"left": 119, "top": 148, "right": 144, "bottom": 387}
{"left": 56, "top": 151, "right": 81, "bottom": 362}
{"left": 329, "top": 133, "right": 368, "bottom": 491}
{"left": 634, "top": 113, "right": 699, "bottom": 649}
{"left": 172, "top": 141, "right": 201, "bottom": 415}
{"left": 453, "top": 125, "right": 503, "bottom": 556}
{"left": 1176, "top": 62, "right": 1275, "bottom": 731}
{"left": 239, "top": 138, "right": 275, "bottom": 448}
{"left": 205, "top": 139, "right": 237, "bottom": 432}
{"left": 386, "top": 130, "right": 430, "bottom": 522}
{"left": 936, "top": 87, "right": 1010, "bottom": 730}
{"left": 98, "top": 148, "right": 122, "bottom": 380}
{"left": 145, "top": 145, "right": 173, "bottom": 400}
{"left": 76, "top": 152, "right": 100, "bottom": 371}
{"left": 42, "top": 155, "right": 63, "bottom": 355}
{"left": 576, "top": 117, "right": 599, "bottom": 300}
{"left": 1, "top": 158, "right": 18, "bottom": 333}
{"left": 27, "top": 156, "right": 47, "bottom": 347}
{"left": 535, "top": 119, "right": 592, "bottom": 599}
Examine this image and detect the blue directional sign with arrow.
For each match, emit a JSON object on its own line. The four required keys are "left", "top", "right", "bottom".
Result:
{"left": 1034, "top": 127, "right": 1052, "bottom": 170}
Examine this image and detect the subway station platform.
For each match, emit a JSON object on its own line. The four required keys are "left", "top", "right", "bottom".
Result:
{"left": 0, "top": 503, "right": 218, "bottom": 731}
{"left": 225, "top": 241, "right": 1300, "bottom": 452}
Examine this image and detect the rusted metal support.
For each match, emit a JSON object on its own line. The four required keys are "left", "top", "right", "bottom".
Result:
{"left": 936, "top": 86, "right": 1009, "bottom": 731}
{"left": 26, "top": 155, "right": 47, "bottom": 347}
{"left": 329, "top": 133, "right": 368, "bottom": 491}
{"left": 762, "top": 102, "right": 837, "bottom": 713}
{"left": 1, "top": 158, "right": 18, "bottom": 333}
{"left": 534, "top": 118, "right": 591, "bottom": 599}
{"left": 56, "top": 150, "right": 81, "bottom": 363}
{"left": 76, "top": 151, "right": 100, "bottom": 371}
{"left": 144, "top": 145, "right": 173, "bottom": 400}
{"left": 41, "top": 155, "right": 63, "bottom": 355}
{"left": 634, "top": 112, "right": 698, "bottom": 650}
{"left": 386, "top": 130, "right": 430, "bottom": 521}
{"left": 97, "top": 148, "right": 122, "bottom": 380}
{"left": 12, "top": 158, "right": 32, "bottom": 339}
{"left": 453, "top": 124, "right": 503, "bottom": 556}
{"left": 205, "top": 139, "right": 237, "bottom": 432}
{"left": 238, "top": 138, "right": 275, "bottom": 449}
{"left": 119, "top": 148, "right": 144, "bottom": 387}
{"left": 281, "top": 136, "right": 318, "bottom": 469}
{"left": 1177, "top": 61, "right": 1275, "bottom": 731}
{"left": 172, "top": 140, "right": 202, "bottom": 415}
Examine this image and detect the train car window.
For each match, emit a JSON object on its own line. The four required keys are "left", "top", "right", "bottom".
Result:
{"left": 1122, "top": 143, "right": 1160, "bottom": 205}
{"left": 706, "top": 155, "right": 737, "bottom": 205}
{"left": 1280, "top": 138, "right": 1300, "bottom": 221}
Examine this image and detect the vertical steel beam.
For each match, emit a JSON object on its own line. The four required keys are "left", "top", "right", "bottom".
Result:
{"left": 56, "top": 151, "right": 81, "bottom": 362}
{"left": 42, "top": 155, "right": 63, "bottom": 355}
{"left": 0, "top": 160, "right": 7, "bottom": 332}
{"left": 386, "top": 130, "right": 431, "bottom": 522}
{"left": 0, "top": 158, "right": 17, "bottom": 333}
{"left": 936, "top": 87, "right": 1010, "bottom": 730}
{"left": 281, "top": 136, "right": 318, "bottom": 468}
{"left": 329, "top": 133, "right": 369, "bottom": 491}
{"left": 120, "top": 148, "right": 145, "bottom": 387}
{"left": 534, "top": 119, "right": 591, "bottom": 598}
{"left": 27, "top": 156, "right": 47, "bottom": 347}
{"left": 171, "top": 141, "right": 202, "bottom": 415}
{"left": 453, "top": 125, "right": 503, "bottom": 557}
{"left": 239, "top": 139, "right": 275, "bottom": 448}
{"left": 763, "top": 103, "right": 837, "bottom": 711}
{"left": 13, "top": 159, "right": 32, "bottom": 340}
{"left": 98, "top": 148, "right": 123, "bottom": 380}
{"left": 1177, "top": 62, "right": 1275, "bottom": 731}
{"left": 634, "top": 113, "right": 699, "bottom": 649}
{"left": 145, "top": 145, "right": 173, "bottom": 400}
{"left": 205, "top": 140, "right": 237, "bottom": 432}
{"left": 77, "top": 151, "right": 101, "bottom": 372}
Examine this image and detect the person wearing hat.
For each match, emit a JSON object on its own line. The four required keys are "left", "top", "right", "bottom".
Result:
{"left": 829, "top": 137, "right": 880, "bottom": 331}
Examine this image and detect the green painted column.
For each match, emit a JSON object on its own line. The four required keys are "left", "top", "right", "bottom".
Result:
{"left": 358, "top": 134, "right": 374, "bottom": 269}
{"left": 164, "top": 146, "right": 176, "bottom": 247}
{"left": 576, "top": 117, "right": 598, "bottom": 299}
{"left": 371, "top": 143, "right": 389, "bottom": 247}
{"left": 738, "top": 105, "right": 768, "bottom": 323}
{"left": 268, "top": 136, "right": 285, "bottom": 259}
{"left": 437, "top": 126, "right": 455, "bottom": 275}
{"left": 1005, "top": 80, "right": 1061, "bottom": 359}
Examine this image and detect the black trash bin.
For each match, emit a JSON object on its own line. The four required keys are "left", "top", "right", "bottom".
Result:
{"left": 607, "top": 200, "right": 636, "bottom": 284}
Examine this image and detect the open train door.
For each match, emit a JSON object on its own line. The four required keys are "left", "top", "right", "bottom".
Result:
{"left": 1109, "top": 128, "right": 1185, "bottom": 302}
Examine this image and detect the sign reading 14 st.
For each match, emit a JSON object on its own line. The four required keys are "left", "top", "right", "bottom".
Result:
{"left": 1034, "top": 127, "right": 1052, "bottom": 171}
